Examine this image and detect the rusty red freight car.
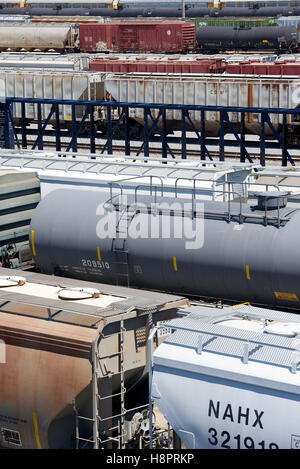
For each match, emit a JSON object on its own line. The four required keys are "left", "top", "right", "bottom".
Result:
{"left": 89, "top": 57, "right": 225, "bottom": 73}
{"left": 78, "top": 22, "right": 195, "bottom": 53}
{"left": 225, "top": 61, "right": 300, "bottom": 75}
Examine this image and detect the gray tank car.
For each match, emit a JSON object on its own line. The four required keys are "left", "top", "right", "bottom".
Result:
{"left": 29, "top": 188, "right": 300, "bottom": 310}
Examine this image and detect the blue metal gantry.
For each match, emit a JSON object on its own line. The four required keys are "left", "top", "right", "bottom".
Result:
{"left": 3, "top": 97, "right": 300, "bottom": 166}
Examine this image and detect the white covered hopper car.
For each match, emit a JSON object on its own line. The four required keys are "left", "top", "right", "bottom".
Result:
{"left": 0, "top": 23, "right": 78, "bottom": 51}
{"left": 150, "top": 304, "right": 300, "bottom": 449}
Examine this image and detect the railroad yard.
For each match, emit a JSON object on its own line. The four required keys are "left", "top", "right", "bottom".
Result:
{"left": 0, "top": 0, "right": 300, "bottom": 452}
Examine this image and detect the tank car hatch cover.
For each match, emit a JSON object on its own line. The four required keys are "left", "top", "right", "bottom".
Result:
{"left": 57, "top": 287, "right": 101, "bottom": 300}
{"left": 257, "top": 191, "right": 289, "bottom": 210}
{"left": 0, "top": 276, "right": 26, "bottom": 287}
{"left": 264, "top": 323, "right": 300, "bottom": 338}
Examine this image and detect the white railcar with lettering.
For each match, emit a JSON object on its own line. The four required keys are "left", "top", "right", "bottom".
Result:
{"left": 151, "top": 305, "right": 300, "bottom": 449}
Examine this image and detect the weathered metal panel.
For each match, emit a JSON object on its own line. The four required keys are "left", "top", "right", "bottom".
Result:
{"left": 0, "top": 267, "right": 186, "bottom": 448}
{"left": 3, "top": 70, "right": 105, "bottom": 122}
{"left": 0, "top": 53, "right": 90, "bottom": 71}
{"left": 105, "top": 73, "right": 300, "bottom": 125}
{"left": 79, "top": 22, "right": 195, "bottom": 53}
{"left": 0, "top": 311, "right": 98, "bottom": 449}
{"left": 79, "top": 23, "right": 112, "bottom": 52}
{"left": 89, "top": 58, "right": 225, "bottom": 73}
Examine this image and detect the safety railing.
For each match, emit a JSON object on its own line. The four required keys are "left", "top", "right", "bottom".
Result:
{"left": 106, "top": 178, "right": 291, "bottom": 227}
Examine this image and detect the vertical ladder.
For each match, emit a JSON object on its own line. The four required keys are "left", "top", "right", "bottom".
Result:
{"left": 74, "top": 325, "right": 128, "bottom": 449}
{"left": 73, "top": 316, "right": 155, "bottom": 449}
{"left": 112, "top": 205, "right": 136, "bottom": 288}
{"left": 96, "top": 321, "right": 127, "bottom": 449}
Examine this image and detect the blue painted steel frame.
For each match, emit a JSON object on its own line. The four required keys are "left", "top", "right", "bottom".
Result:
{"left": 6, "top": 97, "right": 300, "bottom": 166}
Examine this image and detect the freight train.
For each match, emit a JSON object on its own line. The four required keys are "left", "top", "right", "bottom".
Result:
{"left": 0, "top": 21, "right": 296, "bottom": 52}
{"left": 29, "top": 187, "right": 300, "bottom": 311}
{"left": 6, "top": 70, "right": 300, "bottom": 143}
{"left": 1, "top": 5, "right": 300, "bottom": 18}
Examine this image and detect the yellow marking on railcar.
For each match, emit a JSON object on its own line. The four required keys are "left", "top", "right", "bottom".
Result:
{"left": 33, "top": 412, "right": 42, "bottom": 449}
{"left": 245, "top": 264, "right": 251, "bottom": 280}
{"left": 31, "top": 229, "right": 36, "bottom": 257}
{"left": 97, "top": 246, "right": 101, "bottom": 261}
{"left": 274, "top": 291, "right": 299, "bottom": 302}
{"left": 173, "top": 256, "right": 178, "bottom": 272}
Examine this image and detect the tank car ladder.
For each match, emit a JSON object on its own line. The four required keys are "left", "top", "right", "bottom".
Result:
{"left": 112, "top": 204, "right": 137, "bottom": 288}
{"left": 110, "top": 176, "right": 164, "bottom": 288}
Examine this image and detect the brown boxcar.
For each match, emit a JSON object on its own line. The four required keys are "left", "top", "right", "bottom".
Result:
{"left": 79, "top": 22, "right": 195, "bottom": 53}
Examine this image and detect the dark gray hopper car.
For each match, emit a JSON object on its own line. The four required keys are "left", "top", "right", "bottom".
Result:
{"left": 30, "top": 188, "right": 300, "bottom": 310}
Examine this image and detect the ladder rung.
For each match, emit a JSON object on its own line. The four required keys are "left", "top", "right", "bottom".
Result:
{"left": 97, "top": 388, "right": 127, "bottom": 400}
{"left": 97, "top": 410, "right": 127, "bottom": 422}
{"left": 77, "top": 437, "right": 95, "bottom": 443}
{"left": 97, "top": 436, "right": 122, "bottom": 444}
{"left": 77, "top": 415, "right": 95, "bottom": 422}
{"left": 97, "top": 351, "right": 121, "bottom": 359}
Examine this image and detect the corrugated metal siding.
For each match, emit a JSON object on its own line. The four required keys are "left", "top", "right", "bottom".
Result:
{"left": 89, "top": 58, "right": 225, "bottom": 73}
{"left": 0, "top": 170, "right": 41, "bottom": 268}
{"left": 277, "top": 15, "right": 300, "bottom": 27}
{"left": 105, "top": 73, "right": 300, "bottom": 124}
{"left": 2, "top": 70, "right": 105, "bottom": 121}
{"left": 225, "top": 62, "right": 300, "bottom": 75}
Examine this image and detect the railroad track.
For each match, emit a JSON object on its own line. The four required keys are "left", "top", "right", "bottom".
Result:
{"left": 21, "top": 138, "right": 300, "bottom": 163}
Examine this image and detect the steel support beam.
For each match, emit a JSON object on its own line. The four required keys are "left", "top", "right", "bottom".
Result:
{"left": 4, "top": 97, "right": 299, "bottom": 166}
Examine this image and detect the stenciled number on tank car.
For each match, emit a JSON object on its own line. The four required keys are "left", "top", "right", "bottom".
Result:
{"left": 81, "top": 258, "right": 110, "bottom": 269}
